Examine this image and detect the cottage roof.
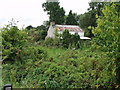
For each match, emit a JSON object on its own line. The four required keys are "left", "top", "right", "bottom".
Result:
{"left": 55, "top": 25, "right": 84, "bottom": 32}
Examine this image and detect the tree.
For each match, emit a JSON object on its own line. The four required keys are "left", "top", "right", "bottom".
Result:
{"left": 92, "top": 3, "right": 120, "bottom": 84}
{"left": 65, "top": 10, "right": 78, "bottom": 25}
{"left": 78, "top": 12, "right": 95, "bottom": 37}
{"left": 88, "top": 2, "right": 104, "bottom": 16}
{"left": 42, "top": 2, "right": 65, "bottom": 24}
{"left": 77, "top": 2, "right": 104, "bottom": 38}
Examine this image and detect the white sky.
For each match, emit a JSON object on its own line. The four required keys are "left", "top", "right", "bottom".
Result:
{"left": 0, "top": 0, "right": 91, "bottom": 28}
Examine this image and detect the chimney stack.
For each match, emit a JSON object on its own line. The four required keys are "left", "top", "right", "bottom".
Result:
{"left": 50, "top": 21, "right": 56, "bottom": 27}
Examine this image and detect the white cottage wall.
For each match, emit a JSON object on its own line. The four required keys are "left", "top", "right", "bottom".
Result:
{"left": 46, "top": 25, "right": 55, "bottom": 38}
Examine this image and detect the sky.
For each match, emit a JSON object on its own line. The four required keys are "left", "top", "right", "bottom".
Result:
{"left": 0, "top": 0, "right": 91, "bottom": 28}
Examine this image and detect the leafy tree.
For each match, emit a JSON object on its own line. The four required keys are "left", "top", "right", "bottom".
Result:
{"left": 92, "top": 3, "right": 120, "bottom": 84}
{"left": 65, "top": 10, "right": 78, "bottom": 25}
{"left": 88, "top": 2, "right": 104, "bottom": 16}
{"left": 78, "top": 2, "right": 104, "bottom": 38}
{"left": 42, "top": 2, "right": 65, "bottom": 24}
{"left": 78, "top": 12, "right": 95, "bottom": 37}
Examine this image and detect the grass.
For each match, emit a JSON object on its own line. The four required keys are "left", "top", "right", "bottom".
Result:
{"left": 39, "top": 46, "right": 67, "bottom": 61}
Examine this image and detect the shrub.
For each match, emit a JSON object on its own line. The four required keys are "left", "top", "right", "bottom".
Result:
{"left": 62, "top": 30, "right": 80, "bottom": 48}
{"left": 2, "top": 25, "right": 27, "bottom": 63}
{"left": 44, "top": 37, "right": 54, "bottom": 46}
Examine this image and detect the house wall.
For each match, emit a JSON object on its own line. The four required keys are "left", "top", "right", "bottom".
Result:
{"left": 46, "top": 25, "right": 55, "bottom": 38}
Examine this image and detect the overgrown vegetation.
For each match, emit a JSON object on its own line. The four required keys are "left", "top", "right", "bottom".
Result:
{"left": 1, "top": 2, "right": 120, "bottom": 89}
{"left": 92, "top": 3, "right": 120, "bottom": 84}
{"left": 2, "top": 25, "right": 28, "bottom": 63}
{"left": 2, "top": 45, "right": 117, "bottom": 88}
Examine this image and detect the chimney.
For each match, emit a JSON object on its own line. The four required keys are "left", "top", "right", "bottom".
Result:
{"left": 50, "top": 21, "right": 56, "bottom": 28}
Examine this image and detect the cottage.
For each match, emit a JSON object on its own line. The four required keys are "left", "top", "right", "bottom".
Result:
{"left": 46, "top": 22, "right": 91, "bottom": 40}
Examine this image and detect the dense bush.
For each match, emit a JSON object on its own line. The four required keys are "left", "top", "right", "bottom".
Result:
{"left": 43, "top": 37, "right": 54, "bottom": 46}
{"left": 2, "top": 25, "right": 27, "bottom": 63}
{"left": 2, "top": 46, "right": 47, "bottom": 87}
{"left": 26, "top": 25, "right": 47, "bottom": 42}
{"left": 2, "top": 47, "right": 118, "bottom": 88}
{"left": 62, "top": 30, "right": 80, "bottom": 49}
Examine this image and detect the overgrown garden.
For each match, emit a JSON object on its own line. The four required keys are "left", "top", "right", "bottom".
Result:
{"left": 1, "top": 2, "right": 120, "bottom": 89}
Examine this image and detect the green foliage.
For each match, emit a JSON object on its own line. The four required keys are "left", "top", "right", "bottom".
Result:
{"left": 78, "top": 11, "right": 96, "bottom": 37}
{"left": 65, "top": 10, "right": 78, "bottom": 25}
{"left": 2, "top": 3, "right": 120, "bottom": 88}
{"left": 26, "top": 25, "right": 33, "bottom": 30}
{"left": 43, "top": 29, "right": 81, "bottom": 48}
{"left": 26, "top": 25, "right": 47, "bottom": 42}
{"left": 36, "top": 25, "right": 47, "bottom": 40}
{"left": 36, "top": 25, "right": 47, "bottom": 31}
{"left": 88, "top": 2, "right": 104, "bottom": 16}
{"left": 2, "top": 46, "right": 118, "bottom": 88}
{"left": 92, "top": 3, "right": 120, "bottom": 84}
{"left": 92, "top": 3, "right": 120, "bottom": 58}
{"left": 62, "top": 30, "right": 80, "bottom": 48}
{"left": 44, "top": 37, "right": 54, "bottom": 46}
{"left": 42, "top": 2, "right": 65, "bottom": 24}
{"left": 1, "top": 22, "right": 118, "bottom": 88}
{"left": 77, "top": 2, "right": 104, "bottom": 38}
{"left": 27, "top": 28, "right": 38, "bottom": 42}
{"left": 2, "top": 46, "right": 47, "bottom": 87}
{"left": 43, "top": 37, "right": 61, "bottom": 47}
{"left": 2, "top": 25, "right": 27, "bottom": 62}
{"left": 62, "top": 30, "right": 71, "bottom": 48}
